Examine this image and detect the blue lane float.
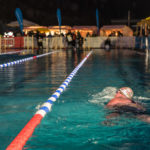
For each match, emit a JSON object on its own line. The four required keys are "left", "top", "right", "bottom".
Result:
{"left": 0, "top": 51, "right": 59, "bottom": 68}
{"left": 6, "top": 50, "right": 93, "bottom": 150}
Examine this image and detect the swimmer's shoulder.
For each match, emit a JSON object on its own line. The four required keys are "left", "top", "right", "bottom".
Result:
{"left": 106, "top": 98, "right": 133, "bottom": 107}
{"left": 106, "top": 98, "right": 122, "bottom": 107}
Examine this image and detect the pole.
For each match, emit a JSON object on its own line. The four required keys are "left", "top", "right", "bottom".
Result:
{"left": 128, "top": 10, "right": 130, "bottom": 27}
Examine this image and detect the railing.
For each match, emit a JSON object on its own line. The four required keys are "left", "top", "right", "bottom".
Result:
{"left": 0, "top": 37, "right": 14, "bottom": 49}
{"left": 0, "top": 36, "right": 149, "bottom": 50}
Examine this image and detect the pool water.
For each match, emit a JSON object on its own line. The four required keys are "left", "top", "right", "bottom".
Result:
{"left": 1, "top": 49, "right": 150, "bottom": 150}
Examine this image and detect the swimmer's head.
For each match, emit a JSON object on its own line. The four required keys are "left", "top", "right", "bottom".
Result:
{"left": 118, "top": 87, "right": 134, "bottom": 99}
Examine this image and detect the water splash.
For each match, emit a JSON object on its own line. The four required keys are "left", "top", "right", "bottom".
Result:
{"left": 89, "top": 87, "right": 117, "bottom": 106}
{"left": 134, "top": 96, "right": 150, "bottom": 101}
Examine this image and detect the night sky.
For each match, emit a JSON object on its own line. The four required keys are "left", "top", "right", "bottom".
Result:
{"left": 0, "top": 0, "right": 149, "bottom": 27}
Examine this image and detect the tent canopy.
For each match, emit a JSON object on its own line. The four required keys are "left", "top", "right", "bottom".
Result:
{"left": 100, "top": 25, "right": 133, "bottom": 36}
{"left": 100, "top": 25, "right": 128, "bottom": 30}
{"left": 72, "top": 26, "right": 98, "bottom": 30}
{"left": 137, "top": 17, "right": 150, "bottom": 26}
{"left": 71, "top": 26, "right": 98, "bottom": 37}
{"left": 7, "top": 19, "right": 39, "bottom": 27}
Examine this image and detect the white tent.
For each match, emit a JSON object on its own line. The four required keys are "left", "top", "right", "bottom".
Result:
{"left": 7, "top": 19, "right": 39, "bottom": 27}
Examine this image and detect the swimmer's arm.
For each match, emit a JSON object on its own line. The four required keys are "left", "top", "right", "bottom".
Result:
{"left": 106, "top": 102, "right": 146, "bottom": 111}
{"left": 106, "top": 98, "right": 133, "bottom": 108}
{"left": 126, "top": 103, "right": 146, "bottom": 111}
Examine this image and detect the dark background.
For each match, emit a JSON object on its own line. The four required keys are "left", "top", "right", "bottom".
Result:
{"left": 0, "top": 0, "right": 149, "bottom": 27}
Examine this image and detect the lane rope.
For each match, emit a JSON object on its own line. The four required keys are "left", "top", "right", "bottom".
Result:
{"left": 6, "top": 50, "right": 93, "bottom": 150}
{"left": 0, "top": 51, "right": 59, "bottom": 68}
{"left": 0, "top": 49, "right": 31, "bottom": 55}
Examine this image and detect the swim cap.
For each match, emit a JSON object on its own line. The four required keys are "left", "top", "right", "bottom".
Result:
{"left": 119, "top": 87, "right": 133, "bottom": 99}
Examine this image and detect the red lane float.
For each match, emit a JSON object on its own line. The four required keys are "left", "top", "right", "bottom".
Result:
{"left": 6, "top": 114, "right": 43, "bottom": 150}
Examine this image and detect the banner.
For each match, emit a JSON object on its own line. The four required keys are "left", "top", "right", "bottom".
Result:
{"left": 96, "top": 8, "right": 99, "bottom": 34}
{"left": 15, "top": 8, "right": 23, "bottom": 34}
{"left": 57, "top": 8, "right": 61, "bottom": 33}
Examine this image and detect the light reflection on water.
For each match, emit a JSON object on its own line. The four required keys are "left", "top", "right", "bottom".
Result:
{"left": 1, "top": 49, "right": 150, "bottom": 150}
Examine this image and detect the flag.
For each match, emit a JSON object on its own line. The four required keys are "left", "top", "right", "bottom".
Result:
{"left": 15, "top": 8, "right": 23, "bottom": 34}
{"left": 96, "top": 8, "right": 99, "bottom": 34}
{"left": 57, "top": 8, "right": 61, "bottom": 33}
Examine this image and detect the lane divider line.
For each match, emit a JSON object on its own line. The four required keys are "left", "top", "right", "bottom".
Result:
{"left": 0, "top": 49, "right": 31, "bottom": 55}
{"left": 0, "top": 51, "right": 59, "bottom": 68}
{"left": 6, "top": 50, "right": 93, "bottom": 150}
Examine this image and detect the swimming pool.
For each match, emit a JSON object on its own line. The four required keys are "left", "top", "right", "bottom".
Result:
{"left": 1, "top": 49, "right": 150, "bottom": 150}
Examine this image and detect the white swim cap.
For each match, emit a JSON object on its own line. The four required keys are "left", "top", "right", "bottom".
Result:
{"left": 119, "top": 87, "right": 134, "bottom": 99}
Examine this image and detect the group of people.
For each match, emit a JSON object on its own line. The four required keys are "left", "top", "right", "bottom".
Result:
{"left": 66, "top": 31, "right": 84, "bottom": 50}
{"left": 105, "top": 87, "right": 150, "bottom": 124}
{"left": 108, "top": 31, "right": 123, "bottom": 37}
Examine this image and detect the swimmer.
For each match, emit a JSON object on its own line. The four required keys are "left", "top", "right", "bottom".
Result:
{"left": 105, "top": 87, "right": 150, "bottom": 123}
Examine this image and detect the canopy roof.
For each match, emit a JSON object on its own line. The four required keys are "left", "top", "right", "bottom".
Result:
{"left": 101, "top": 25, "right": 128, "bottom": 30}
{"left": 137, "top": 16, "right": 150, "bottom": 26}
{"left": 72, "top": 26, "right": 98, "bottom": 30}
{"left": 48, "top": 26, "right": 72, "bottom": 30}
{"left": 7, "top": 19, "right": 39, "bottom": 27}
{"left": 100, "top": 25, "right": 133, "bottom": 36}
